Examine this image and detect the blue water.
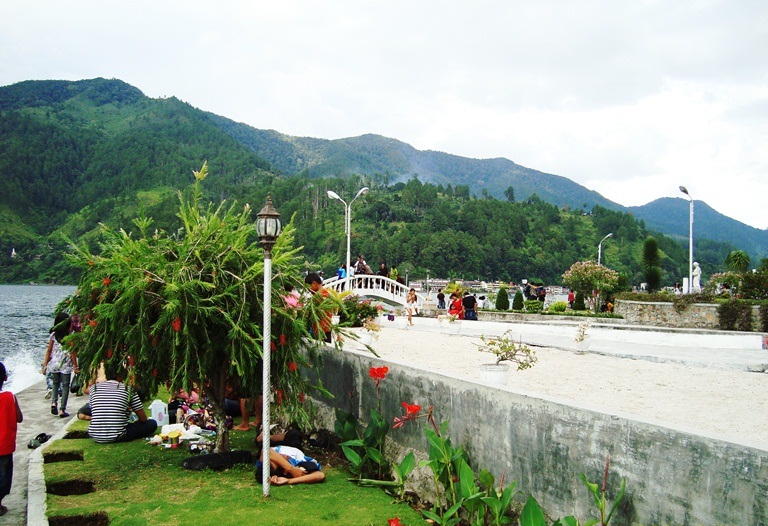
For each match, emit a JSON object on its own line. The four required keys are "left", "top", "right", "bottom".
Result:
{"left": 0, "top": 285, "right": 76, "bottom": 393}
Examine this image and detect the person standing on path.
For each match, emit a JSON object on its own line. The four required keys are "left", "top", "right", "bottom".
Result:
{"left": 405, "top": 288, "right": 418, "bottom": 326}
{"left": 42, "top": 312, "right": 78, "bottom": 418}
{"left": 0, "top": 362, "right": 23, "bottom": 517}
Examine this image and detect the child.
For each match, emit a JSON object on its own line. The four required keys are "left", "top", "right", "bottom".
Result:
{"left": 0, "top": 362, "right": 24, "bottom": 516}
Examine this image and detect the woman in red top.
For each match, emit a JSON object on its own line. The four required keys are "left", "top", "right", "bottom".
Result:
{"left": 0, "top": 362, "right": 24, "bottom": 516}
{"left": 447, "top": 292, "right": 465, "bottom": 320}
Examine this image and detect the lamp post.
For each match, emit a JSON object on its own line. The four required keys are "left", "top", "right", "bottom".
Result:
{"left": 597, "top": 233, "right": 613, "bottom": 266}
{"left": 327, "top": 187, "right": 369, "bottom": 280}
{"left": 679, "top": 186, "right": 693, "bottom": 293}
{"left": 256, "top": 195, "right": 282, "bottom": 498}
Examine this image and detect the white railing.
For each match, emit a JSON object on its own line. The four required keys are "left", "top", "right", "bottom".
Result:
{"left": 323, "top": 275, "right": 426, "bottom": 307}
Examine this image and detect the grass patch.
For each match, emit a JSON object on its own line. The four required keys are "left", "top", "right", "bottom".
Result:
{"left": 44, "top": 419, "right": 424, "bottom": 526}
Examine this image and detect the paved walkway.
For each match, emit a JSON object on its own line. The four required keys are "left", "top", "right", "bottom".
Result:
{"left": 6, "top": 381, "right": 77, "bottom": 526}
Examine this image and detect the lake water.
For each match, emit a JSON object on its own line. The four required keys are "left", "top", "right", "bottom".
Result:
{"left": 0, "top": 284, "right": 76, "bottom": 393}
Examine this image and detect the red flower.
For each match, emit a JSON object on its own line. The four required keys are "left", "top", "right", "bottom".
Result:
{"left": 279, "top": 333, "right": 287, "bottom": 346}
{"left": 288, "top": 361, "right": 298, "bottom": 372}
{"left": 271, "top": 341, "right": 277, "bottom": 352}
{"left": 172, "top": 317, "right": 182, "bottom": 332}
{"left": 128, "top": 355, "right": 135, "bottom": 367}
{"left": 102, "top": 277, "right": 111, "bottom": 286}
{"left": 106, "top": 348, "right": 112, "bottom": 359}
{"left": 401, "top": 402, "right": 421, "bottom": 416}
{"left": 276, "top": 389, "right": 285, "bottom": 405}
{"left": 369, "top": 366, "right": 388, "bottom": 381}
{"left": 388, "top": 519, "right": 403, "bottom": 526}
{"left": 152, "top": 368, "right": 158, "bottom": 377}
{"left": 298, "top": 392, "right": 305, "bottom": 403}
{"left": 89, "top": 319, "right": 97, "bottom": 327}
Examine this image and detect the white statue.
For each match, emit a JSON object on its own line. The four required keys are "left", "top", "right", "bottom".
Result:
{"left": 692, "top": 261, "right": 702, "bottom": 292}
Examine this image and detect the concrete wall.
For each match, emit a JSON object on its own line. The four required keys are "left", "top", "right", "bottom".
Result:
{"left": 310, "top": 346, "right": 768, "bottom": 526}
{"left": 615, "top": 299, "right": 762, "bottom": 331}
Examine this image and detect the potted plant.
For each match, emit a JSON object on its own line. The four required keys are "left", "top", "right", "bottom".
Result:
{"left": 477, "top": 331, "right": 537, "bottom": 385}
{"left": 574, "top": 320, "right": 592, "bottom": 352}
{"left": 437, "top": 313, "right": 461, "bottom": 333}
{"left": 358, "top": 317, "right": 380, "bottom": 346}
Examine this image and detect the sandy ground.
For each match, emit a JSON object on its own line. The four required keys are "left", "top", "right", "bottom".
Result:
{"left": 346, "top": 324, "right": 768, "bottom": 450}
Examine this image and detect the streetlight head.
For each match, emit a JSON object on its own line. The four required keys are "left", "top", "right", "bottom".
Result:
{"left": 355, "top": 187, "right": 370, "bottom": 199}
{"left": 679, "top": 185, "right": 689, "bottom": 195}
{"left": 327, "top": 190, "right": 341, "bottom": 200}
{"left": 607, "top": 232, "right": 613, "bottom": 238}
{"left": 256, "top": 195, "right": 282, "bottom": 252}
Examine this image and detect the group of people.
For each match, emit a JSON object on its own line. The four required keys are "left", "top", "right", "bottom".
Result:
{"left": 445, "top": 290, "right": 479, "bottom": 320}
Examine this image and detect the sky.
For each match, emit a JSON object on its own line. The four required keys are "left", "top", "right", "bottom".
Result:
{"left": 3, "top": 1, "right": 767, "bottom": 229}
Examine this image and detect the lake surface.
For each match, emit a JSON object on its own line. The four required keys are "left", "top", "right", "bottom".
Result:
{"left": 0, "top": 284, "right": 76, "bottom": 393}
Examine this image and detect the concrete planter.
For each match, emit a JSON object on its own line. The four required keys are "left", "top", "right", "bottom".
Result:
{"left": 480, "top": 363, "right": 510, "bottom": 385}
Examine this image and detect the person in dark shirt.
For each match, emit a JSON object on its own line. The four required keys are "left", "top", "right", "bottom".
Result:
{"left": 462, "top": 292, "right": 478, "bottom": 321}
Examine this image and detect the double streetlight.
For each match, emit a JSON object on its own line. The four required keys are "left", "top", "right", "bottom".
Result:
{"left": 256, "top": 195, "right": 282, "bottom": 498}
{"left": 327, "top": 187, "right": 369, "bottom": 278}
{"left": 679, "top": 185, "right": 694, "bottom": 293}
{"left": 598, "top": 232, "right": 613, "bottom": 266}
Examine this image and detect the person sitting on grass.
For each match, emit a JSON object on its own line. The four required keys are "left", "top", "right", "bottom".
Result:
{"left": 86, "top": 369, "right": 157, "bottom": 443}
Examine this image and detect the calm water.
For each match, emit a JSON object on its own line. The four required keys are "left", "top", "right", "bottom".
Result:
{"left": 0, "top": 285, "right": 76, "bottom": 393}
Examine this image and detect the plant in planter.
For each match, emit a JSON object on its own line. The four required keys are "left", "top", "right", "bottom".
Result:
{"left": 363, "top": 317, "right": 381, "bottom": 336}
{"left": 477, "top": 331, "right": 537, "bottom": 369}
{"left": 574, "top": 320, "right": 592, "bottom": 351}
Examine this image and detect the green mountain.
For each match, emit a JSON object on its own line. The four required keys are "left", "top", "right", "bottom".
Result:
{"left": 0, "top": 77, "right": 761, "bottom": 286}
{"left": 628, "top": 198, "right": 767, "bottom": 260}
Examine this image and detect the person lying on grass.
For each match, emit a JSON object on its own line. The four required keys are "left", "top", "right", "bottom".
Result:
{"left": 255, "top": 428, "right": 324, "bottom": 486}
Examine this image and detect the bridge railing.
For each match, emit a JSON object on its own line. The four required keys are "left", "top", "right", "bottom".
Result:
{"left": 323, "top": 275, "right": 426, "bottom": 307}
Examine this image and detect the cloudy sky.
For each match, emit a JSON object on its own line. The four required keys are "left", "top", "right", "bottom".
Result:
{"left": 3, "top": 1, "right": 767, "bottom": 229}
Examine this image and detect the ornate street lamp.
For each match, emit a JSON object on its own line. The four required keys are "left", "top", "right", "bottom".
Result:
{"left": 598, "top": 233, "right": 613, "bottom": 266}
{"left": 256, "top": 195, "right": 281, "bottom": 498}
{"left": 679, "top": 186, "right": 693, "bottom": 293}
{"left": 327, "top": 187, "right": 369, "bottom": 281}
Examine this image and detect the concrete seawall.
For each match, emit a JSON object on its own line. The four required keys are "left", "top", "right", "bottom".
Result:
{"left": 309, "top": 344, "right": 768, "bottom": 525}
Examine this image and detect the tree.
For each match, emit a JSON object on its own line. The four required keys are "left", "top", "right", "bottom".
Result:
{"left": 642, "top": 237, "right": 662, "bottom": 292}
{"left": 512, "top": 290, "right": 524, "bottom": 310}
{"left": 63, "top": 163, "right": 338, "bottom": 452}
{"left": 504, "top": 186, "right": 515, "bottom": 203}
{"left": 495, "top": 286, "right": 510, "bottom": 310}
{"left": 562, "top": 260, "right": 619, "bottom": 312}
{"left": 725, "top": 250, "right": 750, "bottom": 275}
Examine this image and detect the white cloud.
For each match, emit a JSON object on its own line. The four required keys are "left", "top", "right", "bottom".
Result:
{"left": 2, "top": 0, "right": 767, "bottom": 229}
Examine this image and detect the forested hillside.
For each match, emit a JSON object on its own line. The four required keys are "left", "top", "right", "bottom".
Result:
{"left": 0, "top": 78, "right": 744, "bottom": 285}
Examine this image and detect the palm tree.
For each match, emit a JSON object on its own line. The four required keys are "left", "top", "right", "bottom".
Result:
{"left": 725, "top": 250, "right": 750, "bottom": 275}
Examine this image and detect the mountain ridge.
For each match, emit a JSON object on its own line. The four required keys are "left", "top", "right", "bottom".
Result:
{"left": 2, "top": 77, "right": 766, "bottom": 262}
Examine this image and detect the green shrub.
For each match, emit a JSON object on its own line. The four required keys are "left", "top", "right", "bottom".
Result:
{"left": 341, "top": 296, "right": 379, "bottom": 326}
{"left": 573, "top": 291, "right": 586, "bottom": 311}
{"left": 495, "top": 286, "right": 510, "bottom": 310}
{"left": 549, "top": 301, "right": 568, "bottom": 312}
{"left": 524, "top": 300, "right": 543, "bottom": 313}
{"left": 512, "top": 290, "right": 524, "bottom": 310}
{"left": 717, "top": 299, "right": 754, "bottom": 331}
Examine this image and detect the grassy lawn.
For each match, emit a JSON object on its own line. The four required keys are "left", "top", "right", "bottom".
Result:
{"left": 44, "top": 419, "right": 424, "bottom": 526}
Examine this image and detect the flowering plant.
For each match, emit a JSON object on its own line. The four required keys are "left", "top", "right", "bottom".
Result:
{"left": 477, "top": 331, "right": 537, "bottom": 369}
{"left": 362, "top": 317, "right": 381, "bottom": 337}
{"left": 574, "top": 321, "right": 592, "bottom": 342}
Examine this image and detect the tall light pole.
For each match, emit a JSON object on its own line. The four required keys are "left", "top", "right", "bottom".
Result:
{"left": 256, "top": 195, "right": 282, "bottom": 498}
{"left": 680, "top": 185, "right": 693, "bottom": 293}
{"left": 327, "top": 187, "right": 369, "bottom": 279}
{"left": 598, "top": 233, "right": 613, "bottom": 266}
